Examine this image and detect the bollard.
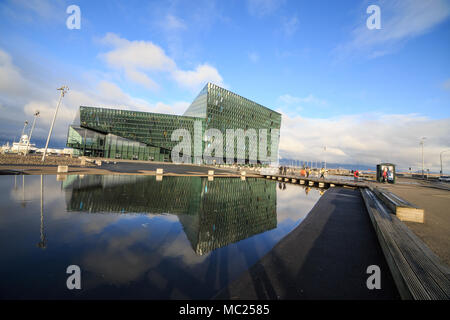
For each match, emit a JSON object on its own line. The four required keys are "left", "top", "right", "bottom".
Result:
{"left": 241, "top": 171, "right": 246, "bottom": 176}
{"left": 309, "top": 181, "right": 314, "bottom": 186}
{"left": 95, "top": 160, "right": 102, "bottom": 166}
{"left": 272, "top": 176, "right": 276, "bottom": 180}
{"left": 208, "top": 170, "right": 214, "bottom": 176}
{"left": 156, "top": 168, "right": 163, "bottom": 175}
{"left": 57, "top": 165, "right": 68, "bottom": 173}
{"left": 300, "top": 180, "right": 305, "bottom": 184}
{"left": 292, "top": 179, "right": 297, "bottom": 183}
{"left": 330, "top": 184, "right": 335, "bottom": 187}
{"left": 319, "top": 182, "right": 325, "bottom": 188}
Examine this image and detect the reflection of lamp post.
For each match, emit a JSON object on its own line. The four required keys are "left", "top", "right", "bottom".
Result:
{"left": 21, "top": 175, "right": 26, "bottom": 207}
{"left": 420, "top": 137, "right": 426, "bottom": 178}
{"left": 42, "top": 86, "right": 69, "bottom": 162}
{"left": 37, "top": 175, "right": 46, "bottom": 249}
{"left": 440, "top": 149, "right": 450, "bottom": 177}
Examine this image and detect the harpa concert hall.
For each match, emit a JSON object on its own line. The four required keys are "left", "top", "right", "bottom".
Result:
{"left": 66, "top": 83, "right": 281, "bottom": 164}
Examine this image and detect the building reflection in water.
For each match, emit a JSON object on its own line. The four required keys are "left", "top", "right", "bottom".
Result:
{"left": 63, "top": 175, "right": 277, "bottom": 255}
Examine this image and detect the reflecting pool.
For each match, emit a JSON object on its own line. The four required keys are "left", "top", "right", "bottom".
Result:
{"left": 0, "top": 175, "right": 323, "bottom": 299}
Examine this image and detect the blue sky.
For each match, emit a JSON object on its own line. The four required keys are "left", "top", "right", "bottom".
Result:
{"left": 0, "top": 0, "right": 449, "bottom": 170}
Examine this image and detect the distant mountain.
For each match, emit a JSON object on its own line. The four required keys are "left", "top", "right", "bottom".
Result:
{"left": 278, "top": 159, "right": 375, "bottom": 171}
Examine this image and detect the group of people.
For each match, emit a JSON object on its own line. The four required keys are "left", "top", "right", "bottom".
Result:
{"left": 299, "top": 167, "right": 326, "bottom": 179}
{"left": 299, "top": 167, "right": 310, "bottom": 177}
{"left": 382, "top": 167, "right": 393, "bottom": 183}
{"left": 278, "top": 166, "right": 288, "bottom": 175}
{"left": 278, "top": 183, "right": 325, "bottom": 196}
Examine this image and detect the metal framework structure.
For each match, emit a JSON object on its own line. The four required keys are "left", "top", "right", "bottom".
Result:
{"left": 66, "top": 83, "right": 282, "bottom": 163}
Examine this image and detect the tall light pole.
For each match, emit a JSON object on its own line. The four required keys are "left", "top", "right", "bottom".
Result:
{"left": 420, "top": 137, "right": 426, "bottom": 178}
{"left": 20, "top": 120, "right": 29, "bottom": 141}
{"left": 26, "top": 111, "right": 40, "bottom": 155}
{"left": 440, "top": 149, "right": 450, "bottom": 177}
{"left": 42, "top": 86, "right": 69, "bottom": 162}
{"left": 323, "top": 145, "right": 327, "bottom": 170}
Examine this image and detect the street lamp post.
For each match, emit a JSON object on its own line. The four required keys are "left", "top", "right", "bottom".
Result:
{"left": 41, "top": 86, "right": 69, "bottom": 162}
{"left": 26, "top": 111, "right": 40, "bottom": 155}
{"left": 420, "top": 137, "right": 426, "bottom": 179}
{"left": 20, "top": 120, "right": 28, "bottom": 141}
{"left": 440, "top": 149, "right": 450, "bottom": 177}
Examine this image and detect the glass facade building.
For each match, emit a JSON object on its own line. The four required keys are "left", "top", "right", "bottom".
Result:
{"left": 67, "top": 82, "right": 281, "bottom": 164}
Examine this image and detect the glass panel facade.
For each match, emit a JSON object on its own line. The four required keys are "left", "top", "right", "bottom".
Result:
{"left": 204, "top": 83, "right": 281, "bottom": 163}
{"left": 66, "top": 83, "right": 281, "bottom": 163}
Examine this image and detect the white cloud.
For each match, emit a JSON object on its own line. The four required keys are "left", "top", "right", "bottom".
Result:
{"left": 277, "top": 94, "right": 328, "bottom": 114}
{"left": 102, "top": 34, "right": 176, "bottom": 72}
{"left": 247, "top": 0, "right": 285, "bottom": 17}
{"left": 100, "top": 33, "right": 176, "bottom": 90}
{"left": 442, "top": 79, "right": 450, "bottom": 91}
{"left": 0, "top": 48, "right": 191, "bottom": 144}
{"left": 335, "top": 0, "right": 450, "bottom": 59}
{"left": 172, "top": 63, "right": 224, "bottom": 91}
{"left": 165, "top": 14, "right": 187, "bottom": 30}
{"left": 248, "top": 52, "right": 260, "bottom": 63}
{"left": 124, "top": 69, "right": 159, "bottom": 90}
{"left": 0, "top": 49, "right": 28, "bottom": 96}
{"left": 279, "top": 112, "right": 450, "bottom": 171}
{"left": 0, "top": 0, "right": 65, "bottom": 23}
{"left": 283, "top": 15, "right": 299, "bottom": 36}
{"left": 100, "top": 33, "right": 224, "bottom": 92}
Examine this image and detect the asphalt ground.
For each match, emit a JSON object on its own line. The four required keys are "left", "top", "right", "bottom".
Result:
{"left": 215, "top": 187, "right": 400, "bottom": 300}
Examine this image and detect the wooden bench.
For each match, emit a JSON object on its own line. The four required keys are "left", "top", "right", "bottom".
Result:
{"left": 371, "top": 186, "right": 424, "bottom": 223}
{"left": 361, "top": 188, "right": 450, "bottom": 300}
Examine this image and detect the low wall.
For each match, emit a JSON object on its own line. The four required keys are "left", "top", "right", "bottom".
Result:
{"left": 0, "top": 154, "right": 95, "bottom": 166}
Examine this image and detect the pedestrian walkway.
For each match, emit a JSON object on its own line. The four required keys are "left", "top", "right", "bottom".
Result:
{"left": 215, "top": 187, "right": 400, "bottom": 299}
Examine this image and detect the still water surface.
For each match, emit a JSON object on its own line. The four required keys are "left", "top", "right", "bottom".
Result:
{"left": 0, "top": 174, "right": 323, "bottom": 299}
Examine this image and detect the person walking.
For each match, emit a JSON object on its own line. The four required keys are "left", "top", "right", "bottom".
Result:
{"left": 320, "top": 167, "right": 325, "bottom": 179}
{"left": 306, "top": 167, "right": 310, "bottom": 178}
{"left": 382, "top": 168, "right": 387, "bottom": 183}
{"left": 354, "top": 170, "right": 359, "bottom": 181}
{"left": 300, "top": 167, "right": 306, "bottom": 177}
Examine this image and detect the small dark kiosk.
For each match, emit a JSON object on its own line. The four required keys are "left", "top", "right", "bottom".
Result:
{"left": 377, "top": 163, "right": 396, "bottom": 183}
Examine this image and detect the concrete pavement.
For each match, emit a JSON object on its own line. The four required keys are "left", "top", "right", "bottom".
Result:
{"left": 215, "top": 187, "right": 400, "bottom": 300}
{"left": 375, "top": 177, "right": 450, "bottom": 266}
